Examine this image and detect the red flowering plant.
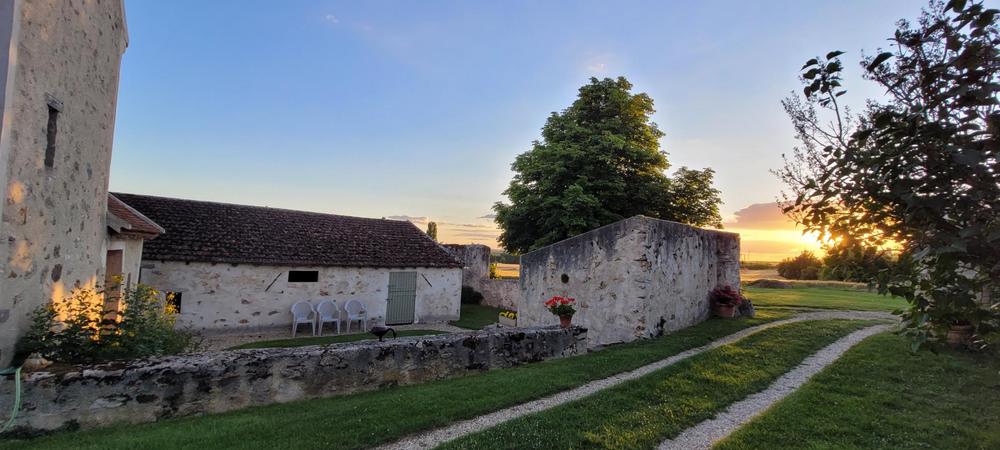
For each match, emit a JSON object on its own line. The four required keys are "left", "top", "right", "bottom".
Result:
{"left": 710, "top": 286, "right": 745, "bottom": 306}
{"left": 544, "top": 296, "right": 576, "bottom": 317}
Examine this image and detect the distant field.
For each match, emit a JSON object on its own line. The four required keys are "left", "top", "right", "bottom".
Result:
{"left": 494, "top": 263, "right": 519, "bottom": 278}
{"left": 740, "top": 268, "right": 781, "bottom": 281}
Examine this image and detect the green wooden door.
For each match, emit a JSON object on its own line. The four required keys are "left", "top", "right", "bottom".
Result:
{"left": 386, "top": 271, "right": 417, "bottom": 325}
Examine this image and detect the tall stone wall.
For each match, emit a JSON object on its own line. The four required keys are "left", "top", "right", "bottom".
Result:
{"left": 140, "top": 261, "right": 462, "bottom": 330}
{"left": 443, "top": 244, "right": 490, "bottom": 290}
{"left": 518, "top": 216, "right": 740, "bottom": 347}
{"left": 3, "top": 326, "right": 587, "bottom": 435}
{"left": 0, "top": 0, "right": 128, "bottom": 366}
{"left": 480, "top": 278, "right": 519, "bottom": 310}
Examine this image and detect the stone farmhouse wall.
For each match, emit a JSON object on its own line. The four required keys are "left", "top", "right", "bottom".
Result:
{"left": 140, "top": 261, "right": 462, "bottom": 331}
{"left": 518, "top": 216, "right": 740, "bottom": 347}
{"left": 480, "top": 278, "right": 519, "bottom": 310}
{"left": 0, "top": 0, "right": 128, "bottom": 366}
{"left": 3, "top": 326, "right": 587, "bottom": 434}
{"left": 443, "top": 243, "right": 523, "bottom": 309}
{"left": 443, "top": 243, "right": 490, "bottom": 290}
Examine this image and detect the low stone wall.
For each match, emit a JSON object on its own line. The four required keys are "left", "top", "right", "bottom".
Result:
{"left": 3, "top": 326, "right": 587, "bottom": 435}
{"left": 480, "top": 279, "right": 520, "bottom": 310}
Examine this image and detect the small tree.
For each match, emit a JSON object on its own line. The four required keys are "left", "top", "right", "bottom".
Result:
{"left": 426, "top": 221, "right": 438, "bottom": 241}
{"left": 778, "top": 0, "right": 1000, "bottom": 349}
{"left": 494, "top": 77, "right": 722, "bottom": 254}
{"left": 777, "top": 251, "right": 823, "bottom": 280}
{"left": 821, "top": 239, "right": 893, "bottom": 283}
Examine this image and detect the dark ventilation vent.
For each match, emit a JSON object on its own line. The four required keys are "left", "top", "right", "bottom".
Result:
{"left": 288, "top": 270, "right": 319, "bottom": 282}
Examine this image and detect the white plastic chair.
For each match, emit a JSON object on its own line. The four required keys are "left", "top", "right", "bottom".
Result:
{"left": 344, "top": 300, "right": 368, "bottom": 333}
{"left": 316, "top": 300, "right": 341, "bottom": 336}
{"left": 290, "top": 301, "right": 316, "bottom": 337}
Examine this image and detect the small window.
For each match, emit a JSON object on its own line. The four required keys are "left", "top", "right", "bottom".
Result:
{"left": 45, "top": 104, "right": 58, "bottom": 168}
{"left": 166, "top": 292, "right": 182, "bottom": 312}
{"left": 288, "top": 270, "right": 319, "bottom": 282}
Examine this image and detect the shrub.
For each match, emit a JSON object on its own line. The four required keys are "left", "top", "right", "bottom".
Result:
{"left": 15, "top": 283, "right": 199, "bottom": 364}
{"left": 489, "top": 263, "right": 499, "bottom": 279}
{"left": 820, "top": 240, "right": 893, "bottom": 283}
{"left": 777, "top": 251, "right": 823, "bottom": 280}
{"left": 461, "top": 285, "right": 484, "bottom": 305}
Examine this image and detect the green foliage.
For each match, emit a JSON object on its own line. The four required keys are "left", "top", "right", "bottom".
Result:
{"left": 778, "top": 0, "right": 1000, "bottom": 349}
{"left": 777, "top": 251, "right": 823, "bottom": 280}
{"left": 494, "top": 77, "right": 723, "bottom": 253}
{"left": 460, "top": 285, "right": 484, "bottom": 305}
{"left": 426, "top": 221, "right": 438, "bottom": 241}
{"left": 820, "top": 239, "right": 893, "bottom": 283}
{"left": 15, "top": 284, "right": 199, "bottom": 364}
{"left": 488, "top": 262, "right": 499, "bottom": 279}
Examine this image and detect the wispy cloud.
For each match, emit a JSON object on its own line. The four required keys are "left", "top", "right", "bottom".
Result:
{"left": 478, "top": 213, "right": 497, "bottom": 219}
{"left": 386, "top": 215, "right": 428, "bottom": 225}
{"left": 323, "top": 14, "right": 339, "bottom": 24}
{"left": 723, "top": 202, "right": 796, "bottom": 230}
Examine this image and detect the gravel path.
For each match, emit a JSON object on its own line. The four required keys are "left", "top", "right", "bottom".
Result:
{"left": 658, "top": 324, "right": 892, "bottom": 450}
{"left": 373, "top": 311, "right": 893, "bottom": 450}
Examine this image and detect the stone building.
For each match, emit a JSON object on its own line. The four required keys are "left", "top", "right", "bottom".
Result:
{"left": 114, "top": 193, "right": 463, "bottom": 332}
{"left": 0, "top": 0, "right": 132, "bottom": 366}
{"left": 443, "top": 243, "right": 520, "bottom": 310}
{"left": 518, "top": 215, "right": 740, "bottom": 347}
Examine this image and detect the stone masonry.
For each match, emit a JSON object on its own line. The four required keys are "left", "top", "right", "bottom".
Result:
{"left": 518, "top": 215, "right": 740, "bottom": 347}
{"left": 2, "top": 326, "right": 587, "bottom": 435}
{"left": 0, "top": 0, "right": 129, "bottom": 366}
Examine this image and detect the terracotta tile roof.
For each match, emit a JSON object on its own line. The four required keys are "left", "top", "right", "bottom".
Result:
{"left": 111, "top": 193, "right": 461, "bottom": 268}
{"left": 107, "top": 194, "right": 165, "bottom": 238}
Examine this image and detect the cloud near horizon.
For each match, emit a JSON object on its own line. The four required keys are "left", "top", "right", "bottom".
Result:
{"left": 388, "top": 201, "right": 822, "bottom": 260}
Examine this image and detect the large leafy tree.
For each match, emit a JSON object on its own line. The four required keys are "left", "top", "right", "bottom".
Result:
{"left": 494, "top": 77, "right": 722, "bottom": 253}
{"left": 778, "top": 0, "right": 999, "bottom": 349}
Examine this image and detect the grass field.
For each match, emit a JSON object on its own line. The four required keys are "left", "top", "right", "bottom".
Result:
{"left": 440, "top": 320, "right": 874, "bottom": 449}
{"left": 2, "top": 312, "right": 791, "bottom": 450}
{"left": 747, "top": 286, "right": 906, "bottom": 312}
{"left": 716, "top": 333, "right": 1000, "bottom": 450}
{"left": 227, "top": 330, "right": 447, "bottom": 350}
{"left": 449, "top": 303, "right": 502, "bottom": 329}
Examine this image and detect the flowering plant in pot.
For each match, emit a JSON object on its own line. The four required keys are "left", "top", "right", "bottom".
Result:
{"left": 710, "top": 286, "right": 744, "bottom": 318}
{"left": 544, "top": 296, "right": 576, "bottom": 328}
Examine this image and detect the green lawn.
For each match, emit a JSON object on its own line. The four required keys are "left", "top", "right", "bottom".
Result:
{"left": 747, "top": 286, "right": 906, "bottom": 312}
{"left": 716, "top": 333, "right": 1000, "bottom": 450}
{"left": 440, "top": 320, "right": 875, "bottom": 450}
{"left": 227, "top": 329, "right": 447, "bottom": 350}
{"left": 3, "top": 311, "right": 791, "bottom": 450}
{"left": 449, "top": 303, "right": 502, "bottom": 329}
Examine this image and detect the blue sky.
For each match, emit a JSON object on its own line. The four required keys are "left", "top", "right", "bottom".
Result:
{"left": 110, "top": 0, "right": 935, "bottom": 252}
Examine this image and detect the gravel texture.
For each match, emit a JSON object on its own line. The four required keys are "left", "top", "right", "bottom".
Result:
{"left": 374, "top": 311, "right": 894, "bottom": 450}
{"left": 658, "top": 324, "right": 892, "bottom": 450}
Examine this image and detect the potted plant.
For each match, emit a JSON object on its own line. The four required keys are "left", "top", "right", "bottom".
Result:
{"left": 498, "top": 310, "right": 518, "bottom": 327}
{"left": 945, "top": 320, "right": 974, "bottom": 346}
{"left": 710, "top": 286, "right": 744, "bottom": 318}
{"left": 544, "top": 296, "right": 577, "bottom": 328}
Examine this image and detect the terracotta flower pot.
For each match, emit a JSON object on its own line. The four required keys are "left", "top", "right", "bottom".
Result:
{"left": 713, "top": 303, "right": 737, "bottom": 318}
{"left": 559, "top": 315, "right": 573, "bottom": 328}
{"left": 946, "top": 324, "right": 973, "bottom": 346}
